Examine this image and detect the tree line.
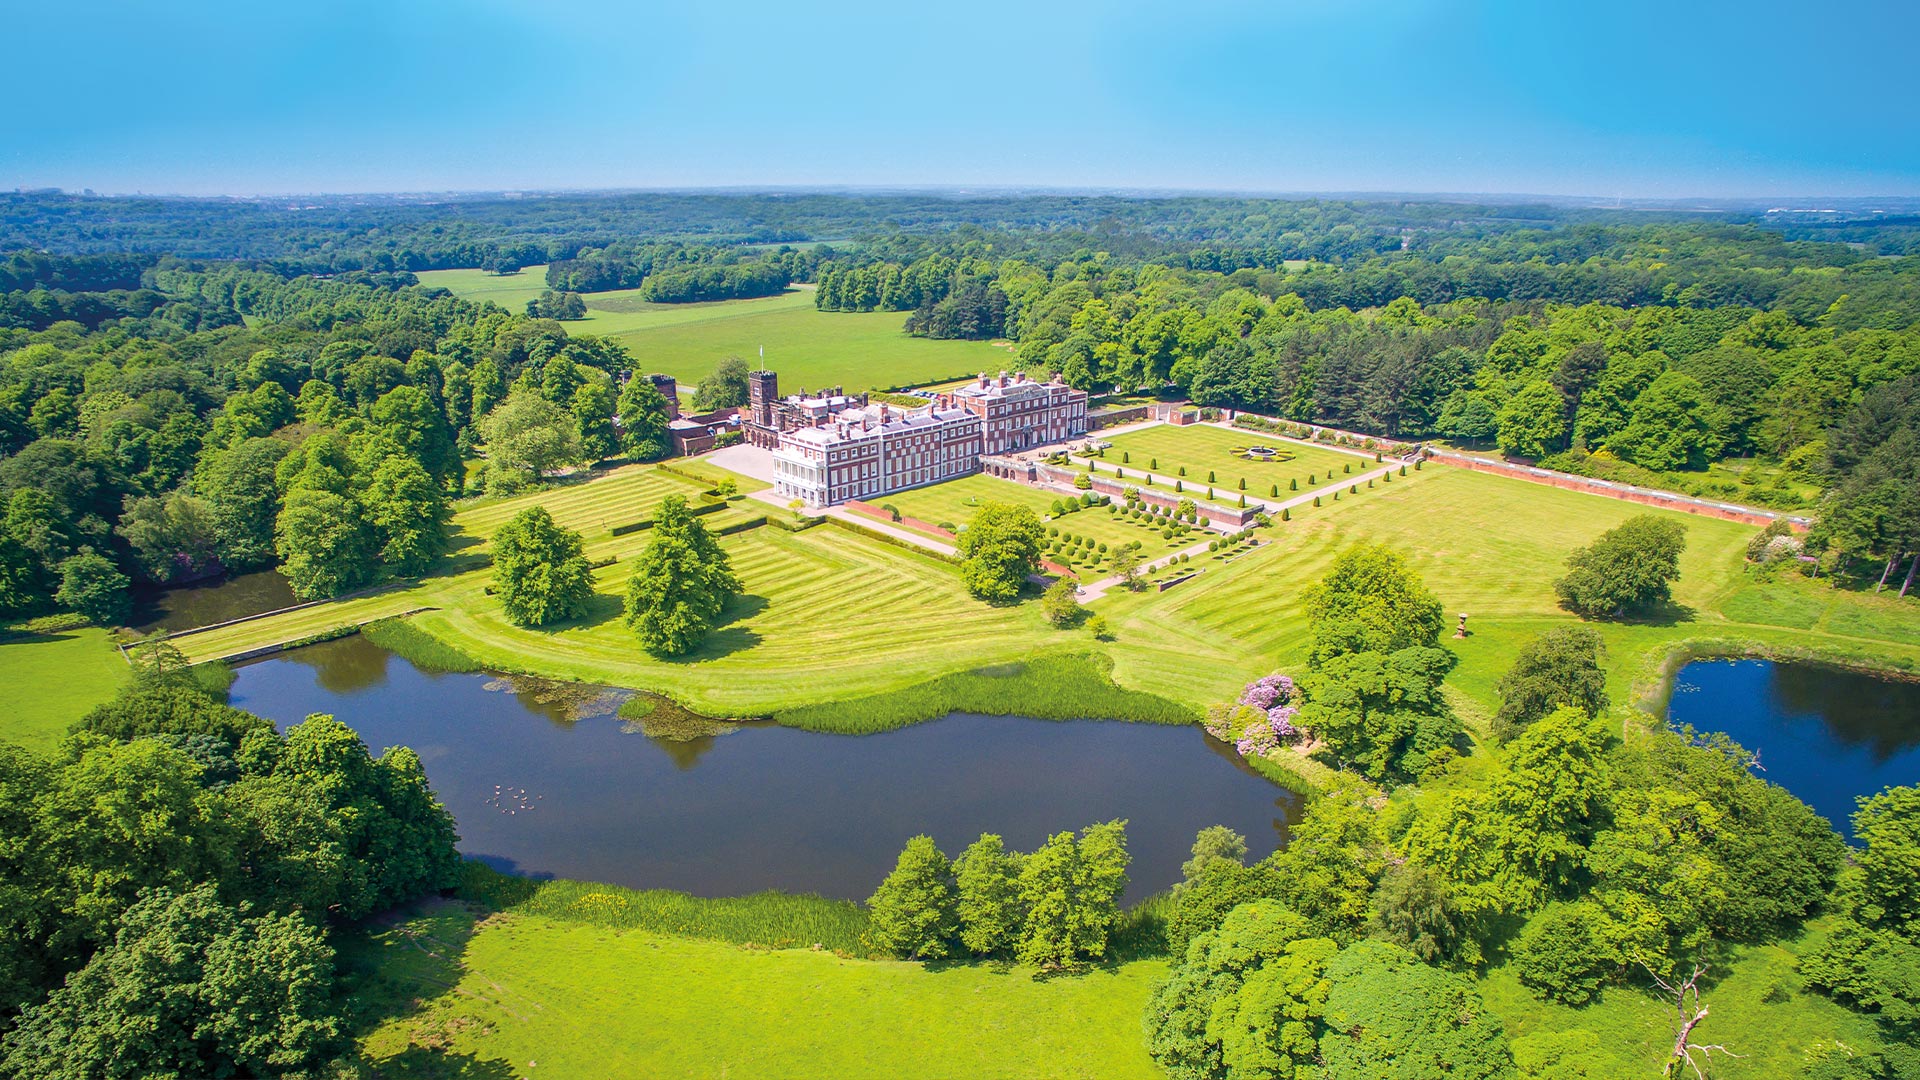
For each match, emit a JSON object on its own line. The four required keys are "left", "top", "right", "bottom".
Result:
{"left": 0, "top": 646, "right": 461, "bottom": 1076}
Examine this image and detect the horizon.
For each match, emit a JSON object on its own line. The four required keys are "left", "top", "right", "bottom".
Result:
{"left": 16, "top": 184, "right": 1920, "bottom": 209}
{"left": 7, "top": 0, "right": 1917, "bottom": 199}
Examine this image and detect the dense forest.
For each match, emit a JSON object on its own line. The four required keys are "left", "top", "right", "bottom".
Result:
{"left": 0, "top": 191, "right": 1915, "bottom": 628}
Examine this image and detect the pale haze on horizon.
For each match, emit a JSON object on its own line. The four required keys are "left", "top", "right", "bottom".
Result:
{"left": 7, "top": 0, "right": 1918, "bottom": 199}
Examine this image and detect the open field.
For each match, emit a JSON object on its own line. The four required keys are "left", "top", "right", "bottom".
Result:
{"left": 420, "top": 267, "right": 1009, "bottom": 393}
{"left": 1097, "top": 423, "right": 1379, "bottom": 499}
{"left": 0, "top": 624, "right": 129, "bottom": 750}
{"left": 347, "top": 904, "right": 1164, "bottom": 1080}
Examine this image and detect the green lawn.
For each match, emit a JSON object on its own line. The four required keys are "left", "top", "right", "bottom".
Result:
{"left": 0, "top": 624, "right": 129, "bottom": 751}
{"left": 1095, "top": 463, "right": 1920, "bottom": 715}
{"left": 880, "top": 473, "right": 1200, "bottom": 572}
{"left": 1099, "top": 423, "right": 1380, "bottom": 499}
{"left": 419, "top": 267, "right": 1009, "bottom": 393}
{"left": 160, "top": 457, "right": 1920, "bottom": 728}
{"left": 348, "top": 904, "right": 1164, "bottom": 1080}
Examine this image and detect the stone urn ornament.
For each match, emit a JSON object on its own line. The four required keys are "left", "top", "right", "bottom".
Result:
{"left": 1454, "top": 612, "right": 1469, "bottom": 639}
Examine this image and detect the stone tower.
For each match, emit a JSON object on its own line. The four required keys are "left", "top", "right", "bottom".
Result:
{"left": 748, "top": 369, "right": 778, "bottom": 430}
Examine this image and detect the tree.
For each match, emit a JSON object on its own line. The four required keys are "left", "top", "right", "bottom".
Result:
{"left": 117, "top": 491, "right": 220, "bottom": 583}
{"left": 369, "top": 385, "right": 459, "bottom": 487}
{"left": 572, "top": 376, "right": 619, "bottom": 461}
{"left": 1299, "top": 646, "right": 1460, "bottom": 782}
{"left": 954, "top": 834, "right": 1024, "bottom": 956}
{"left": 1511, "top": 901, "right": 1617, "bottom": 1006}
{"left": 1318, "top": 939, "right": 1518, "bottom": 1080}
{"left": 1145, "top": 899, "right": 1327, "bottom": 1080}
{"left": 196, "top": 436, "right": 289, "bottom": 570}
{"left": 866, "top": 835, "right": 956, "bottom": 959}
{"left": 616, "top": 377, "right": 673, "bottom": 461}
{"left": 1109, "top": 545, "right": 1143, "bottom": 590}
{"left": 1492, "top": 627, "right": 1609, "bottom": 743}
{"left": 1016, "top": 821, "right": 1130, "bottom": 967}
{"left": 1368, "top": 862, "right": 1468, "bottom": 964}
{"left": 1040, "top": 575, "right": 1082, "bottom": 626}
{"left": 274, "top": 487, "right": 374, "bottom": 599}
{"left": 1605, "top": 371, "right": 1721, "bottom": 472}
{"left": 695, "top": 356, "right": 752, "bottom": 411}
{"left": 0, "top": 885, "right": 343, "bottom": 1079}
{"left": 623, "top": 494, "right": 742, "bottom": 656}
{"left": 54, "top": 551, "right": 129, "bottom": 626}
{"left": 1167, "top": 859, "right": 1286, "bottom": 958}
{"left": 956, "top": 502, "right": 1044, "bottom": 602}
{"left": 1496, "top": 379, "right": 1569, "bottom": 459}
{"left": 1182, "top": 825, "right": 1249, "bottom": 880}
{"left": 1303, "top": 543, "right": 1446, "bottom": 665}
{"left": 362, "top": 454, "right": 449, "bottom": 576}
{"left": 1554, "top": 515, "right": 1688, "bottom": 618}
{"left": 490, "top": 506, "right": 594, "bottom": 627}
{"left": 477, "top": 387, "right": 585, "bottom": 484}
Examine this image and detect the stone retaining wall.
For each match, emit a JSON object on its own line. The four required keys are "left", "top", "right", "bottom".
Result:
{"left": 1427, "top": 449, "right": 1810, "bottom": 529}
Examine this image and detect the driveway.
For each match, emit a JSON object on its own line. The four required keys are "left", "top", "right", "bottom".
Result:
{"left": 706, "top": 443, "right": 778, "bottom": 484}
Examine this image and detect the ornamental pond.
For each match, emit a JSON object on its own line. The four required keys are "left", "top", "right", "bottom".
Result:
{"left": 229, "top": 634, "right": 1302, "bottom": 902}
{"left": 1666, "top": 658, "right": 1920, "bottom": 838}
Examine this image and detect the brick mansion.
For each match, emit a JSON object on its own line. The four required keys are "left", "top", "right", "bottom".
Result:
{"left": 745, "top": 369, "right": 1089, "bottom": 507}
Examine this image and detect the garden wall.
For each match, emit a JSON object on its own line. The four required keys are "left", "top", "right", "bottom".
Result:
{"left": 1426, "top": 449, "right": 1811, "bottom": 529}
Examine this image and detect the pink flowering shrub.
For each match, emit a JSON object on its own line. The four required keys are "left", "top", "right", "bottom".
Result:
{"left": 1268, "top": 705, "right": 1300, "bottom": 739}
{"left": 1236, "top": 723, "right": 1278, "bottom": 757}
{"left": 1237, "top": 674, "right": 1295, "bottom": 710}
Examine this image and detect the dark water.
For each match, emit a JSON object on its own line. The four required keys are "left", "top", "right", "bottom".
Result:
{"left": 229, "top": 636, "right": 1300, "bottom": 902}
{"left": 1667, "top": 659, "right": 1920, "bottom": 837}
{"left": 132, "top": 570, "right": 298, "bottom": 633}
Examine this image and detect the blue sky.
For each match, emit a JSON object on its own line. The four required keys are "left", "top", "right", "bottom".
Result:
{"left": 7, "top": 0, "right": 1917, "bottom": 197}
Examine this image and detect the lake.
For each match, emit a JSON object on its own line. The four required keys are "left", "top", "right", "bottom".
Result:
{"left": 1666, "top": 658, "right": 1920, "bottom": 837}
{"left": 229, "top": 635, "right": 1301, "bottom": 902}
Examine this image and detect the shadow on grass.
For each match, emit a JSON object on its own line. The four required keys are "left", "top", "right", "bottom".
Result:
{"left": 338, "top": 898, "right": 517, "bottom": 1079}
{"left": 657, "top": 594, "right": 770, "bottom": 663}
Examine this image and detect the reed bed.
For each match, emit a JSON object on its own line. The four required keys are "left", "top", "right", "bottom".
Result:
{"left": 771, "top": 653, "right": 1197, "bottom": 733}
{"left": 457, "top": 862, "right": 874, "bottom": 956}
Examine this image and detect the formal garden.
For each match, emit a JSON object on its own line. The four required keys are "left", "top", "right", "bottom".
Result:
{"left": 1091, "top": 423, "right": 1376, "bottom": 500}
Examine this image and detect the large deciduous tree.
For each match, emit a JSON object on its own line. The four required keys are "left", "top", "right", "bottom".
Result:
{"left": 477, "top": 387, "right": 586, "bottom": 492}
{"left": 957, "top": 502, "right": 1044, "bottom": 602}
{"left": 1491, "top": 627, "right": 1609, "bottom": 743}
{"left": 866, "top": 835, "right": 956, "bottom": 960}
{"left": 0, "top": 884, "right": 343, "bottom": 1080}
{"left": 490, "top": 506, "right": 594, "bottom": 627}
{"left": 1554, "top": 514, "right": 1688, "bottom": 618}
{"left": 616, "top": 377, "right": 673, "bottom": 462}
{"left": 1302, "top": 543, "right": 1446, "bottom": 665}
{"left": 622, "top": 494, "right": 741, "bottom": 656}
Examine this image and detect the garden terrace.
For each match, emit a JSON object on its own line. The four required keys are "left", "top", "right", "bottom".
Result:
{"left": 1093, "top": 423, "right": 1375, "bottom": 500}
{"left": 877, "top": 474, "right": 1204, "bottom": 571}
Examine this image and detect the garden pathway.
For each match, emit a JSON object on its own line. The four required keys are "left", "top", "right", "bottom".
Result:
{"left": 1074, "top": 460, "right": 1405, "bottom": 602}
{"left": 819, "top": 507, "right": 959, "bottom": 557}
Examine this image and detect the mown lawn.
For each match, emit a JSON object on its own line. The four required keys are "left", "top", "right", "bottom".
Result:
{"left": 419, "top": 268, "right": 1007, "bottom": 393}
{"left": 161, "top": 453, "right": 1920, "bottom": 726}
{"left": 1097, "top": 462, "right": 1920, "bottom": 715}
{"left": 1098, "top": 423, "right": 1379, "bottom": 498}
{"left": 881, "top": 473, "right": 1200, "bottom": 570}
{"left": 0, "top": 624, "right": 128, "bottom": 750}
{"left": 347, "top": 905, "right": 1165, "bottom": 1080}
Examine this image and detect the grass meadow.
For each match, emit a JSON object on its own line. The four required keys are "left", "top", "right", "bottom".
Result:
{"left": 419, "top": 267, "right": 1010, "bottom": 393}
{"left": 0, "top": 623, "right": 129, "bottom": 750}
{"left": 346, "top": 903, "right": 1166, "bottom": 1080}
